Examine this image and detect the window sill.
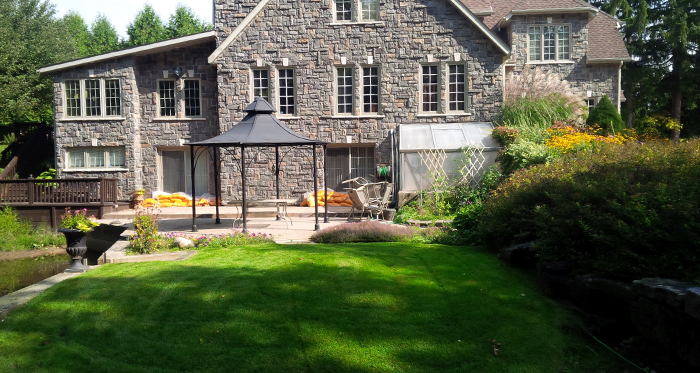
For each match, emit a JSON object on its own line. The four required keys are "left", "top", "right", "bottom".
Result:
{"left": 416, "top": 113, "right": 472, "bottom": 117}
{"left": 59, "top": 117, "right": 126, "bottom": 122}
{"left": 525, "top": 60, "right": 575, "bottom": 65}
{"left": 329, "top": 21, "right": 385, "bottom": 27}
{"left": 322, "top": 115, "right": 386, "bottom": 119}
{"left": 277, "top": 116, "right": 301, "bottom": 120}
{"left": 63, "top": 168, "right": 128, "bottom": 173}
{"left": 152, "top": 117, "right": 207, "bottom": 122}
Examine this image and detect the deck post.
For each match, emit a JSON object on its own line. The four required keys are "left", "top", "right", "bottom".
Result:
{"left": 241, "top": 146, "right": 247, "bottom": 233}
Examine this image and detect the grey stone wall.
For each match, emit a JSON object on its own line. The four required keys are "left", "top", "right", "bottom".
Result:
{"left": 214, "top": 0, "right": 507, "bottom": 200}
{"left": 508, "top": 14, "right": 621, "bottom": 107}
{"left": 52, "top": 42, "right": 217, "bottom": 200}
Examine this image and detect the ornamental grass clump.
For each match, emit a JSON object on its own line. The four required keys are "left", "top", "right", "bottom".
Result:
{"left": 478, "top": 140, "right": 700, "bottom": 284}
{"left": 311, "top": 221, "right": 420, "bottom": 243}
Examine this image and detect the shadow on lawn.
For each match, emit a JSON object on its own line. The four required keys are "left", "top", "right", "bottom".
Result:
{"left": 0, "top": 244, "right": 611, "bottom": 373}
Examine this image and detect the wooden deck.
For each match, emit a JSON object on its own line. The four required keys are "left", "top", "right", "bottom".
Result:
{"left": 0, "top": 178, "right": 119, "bottom": 231}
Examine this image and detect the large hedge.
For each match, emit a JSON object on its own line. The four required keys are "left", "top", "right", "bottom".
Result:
{"left": 478, "top": 140, "right": 700, "bottom": 284}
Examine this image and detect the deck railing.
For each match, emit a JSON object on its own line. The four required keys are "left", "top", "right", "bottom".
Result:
{"left": 0, "top": 157, "right": 18, "bottom": 180}
{"left": 0, "top": 178, "right": 118, "bottom": 205}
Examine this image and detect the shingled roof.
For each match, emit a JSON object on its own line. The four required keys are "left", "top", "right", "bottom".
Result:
{"left": 471, "top": 0, "right": 629, "bottom": 62}
{"left": 587, "top": 11, "right": 631, "bottom": 62}
{"left": 458, "top": 0, "right": 493, "bottom": 16}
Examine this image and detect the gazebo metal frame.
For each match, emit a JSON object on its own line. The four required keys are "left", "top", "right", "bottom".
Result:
{"left": 185, "top": 97, "right": 329, "bottom": 232}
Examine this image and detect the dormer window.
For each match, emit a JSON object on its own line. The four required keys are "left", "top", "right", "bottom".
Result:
{"left": 528, "top": 25, "right": 570, "bottom": 62}
{"left": 334, "top": 0, "right": 379, "bottom": 22}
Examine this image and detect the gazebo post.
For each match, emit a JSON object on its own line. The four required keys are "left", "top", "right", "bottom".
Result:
{"left": 214, "top": 147, "right": 221, "bottom": 224}
{"left": 323, "top": 144, "right": 328, "bottom": 223}
{"left": 190, "top": 145, "right": 197, "bottom": 232}
{"left": 275, "top": 145, "right": 280, "bottom": 220}
{"left": 313, "top": 144, "right": 319, "bottom": 231}
{"left": 241, "top": 146, "right": 247, "bottom": 233}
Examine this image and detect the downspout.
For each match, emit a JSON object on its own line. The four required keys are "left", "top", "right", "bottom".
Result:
{"left": 617, "top": 61, "right": 622, "bottom": 113}
{"left": 390, "top": 129, "right": 398, "bottom": 208}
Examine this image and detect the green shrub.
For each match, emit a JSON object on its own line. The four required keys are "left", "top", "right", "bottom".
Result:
{"left": 478, "top": 140, "right": 700, "bottom": 284}
{"left": 586, "top": 95, "right": 626, "bottom": 135}
{"left": 634, "top": 114, "right": 682, "bottom": 140}
{"left": 497, "top": 94, "right": 575, "bottom": 143}
{"left": 0, "top": 207, "right": 64, "bottom": 251}
{"left": 498, "top": 140, "right": 559, "bottom": 176}
{"left": 449, "top": 166, "right": 503, "bottom": 244}
{"left": 491, "top": 126, "right": 519, "bottom": 147}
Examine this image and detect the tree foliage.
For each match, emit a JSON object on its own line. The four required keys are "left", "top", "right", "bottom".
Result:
{"left": 89, "top": 14, "right": 120, "bottom": 55}
{"left": 0, "top": 0, "right": 77, "bottom": 125}
{"left": 61, "top": 11, "right": 90, "bottom": 58}
{"left": 126, "top": 4, "right": 167, "bottom": 47}
{"left": 166, "top": 5, "right": 211, "bottom": 38}
{"left": 592, "top": 0, "right": 700, "bottom": 138}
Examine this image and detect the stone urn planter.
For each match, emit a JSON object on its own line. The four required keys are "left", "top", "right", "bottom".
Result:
{"left": 58, "top": 228, "right": 89, "bottom": 273}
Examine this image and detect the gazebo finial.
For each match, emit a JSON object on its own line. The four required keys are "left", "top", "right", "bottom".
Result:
{"left": 243, "top": 96, "right": 276, "bottom": 113}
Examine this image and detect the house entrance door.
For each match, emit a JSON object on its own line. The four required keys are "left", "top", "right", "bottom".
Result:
{"left": 326, "top": 146, "right": 375, "bottom": 191}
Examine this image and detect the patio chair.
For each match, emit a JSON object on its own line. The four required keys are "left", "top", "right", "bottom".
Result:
{"left": 346, "top": 186, "right": 382, "bottom": 221}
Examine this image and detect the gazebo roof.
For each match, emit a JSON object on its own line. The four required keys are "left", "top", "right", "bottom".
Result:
{"left": 187, "top": 97, "right": 324, "bottom": 147}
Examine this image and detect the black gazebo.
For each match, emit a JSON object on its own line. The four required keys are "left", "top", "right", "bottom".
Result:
{"left": 186, "top": 97, "right": 328, "bottom": 232}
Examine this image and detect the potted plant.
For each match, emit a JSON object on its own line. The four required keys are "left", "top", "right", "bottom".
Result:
{"left": 59, "top": 208, "right": 100, "bottom": 273}
{"left": 131, "top": 189, "right": 146, "bottom": 208}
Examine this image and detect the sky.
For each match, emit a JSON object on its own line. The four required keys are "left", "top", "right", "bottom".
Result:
{"left": 52, "top": 1, "right": 214, "bottom": 38}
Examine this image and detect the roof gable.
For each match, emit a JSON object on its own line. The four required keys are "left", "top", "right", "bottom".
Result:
{"left": 208, "top": 0, "right": 511, "bottom": 64}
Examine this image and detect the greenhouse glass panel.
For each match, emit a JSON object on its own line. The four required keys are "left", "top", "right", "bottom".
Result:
{"left": 400, "top": 125, "right": 434, "bottom": 150}
{"left": 432, "top": 127, "right": 467, "bottom": 150}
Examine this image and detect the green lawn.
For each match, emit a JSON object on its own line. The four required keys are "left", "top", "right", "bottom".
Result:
{"left": 0, "top": 243, "right": 624, "bottom": 372}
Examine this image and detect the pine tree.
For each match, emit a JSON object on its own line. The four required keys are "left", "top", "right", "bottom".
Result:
{"left": 587, "top": 95, "right": 626, "bottom": 135}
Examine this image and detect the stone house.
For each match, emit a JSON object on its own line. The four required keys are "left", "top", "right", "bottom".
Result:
{"left": 39, "top": 0, "right": 629, "bottom": 201}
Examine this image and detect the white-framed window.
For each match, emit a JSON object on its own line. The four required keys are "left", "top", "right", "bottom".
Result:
{"left": 334, "top": 0, "right": 379, "bottom": 22}
{"left": 64, "top": 78, "right": 121, "bottom": 118}
{"left": 421, "top": 65, "right": 439, "bottom": 112}
{"left": 528, "top": 24, "right": 571, "bottom": 62}
{"left": 252, "top": 69, "right": 270, "bottom": 102}
{"left": 157, "top": 79, "right": 202, "bottom": 118}
{"left": 278, "top": 68, "right": 296, "bottom": 115}
{"left": 448, "top": 63, "right": 467, "bottom": 112}
{"left": 585, "top": 98, "right": 596, "bottom": 111}
{"left": 68, "top": 147, "right": 125, "bottom": 169}
{"left": 183, "top": 79, "right": 201, "bottom": 117}
{"left": 335, "top": 0, "right": 353, "bottom": 21}
{"left": 158, "top": 80, "right": 176, "bottom": 117}
{"left": 362, "top": 66, "right": 379, "bottom": 113}
{"left": 360, "top": 0, "right": 379, "bottom": 21}
{"left": 337, "top": 67, "right": 354, "bottom": 114}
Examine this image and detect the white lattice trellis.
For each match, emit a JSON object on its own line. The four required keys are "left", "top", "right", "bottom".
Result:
{"left": 457, "top": 140, "right": 487, "bottom": 188}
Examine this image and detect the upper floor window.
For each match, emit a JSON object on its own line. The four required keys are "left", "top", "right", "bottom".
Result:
{"left": 361, "top": 0, "right": 379, "bottom": 21}
{"left": 336, "top": 0, "right": 352, "bottom": 21}
{"left": 528, "top": 25, "right": 570, "bottom": 62}
{"left": 184, "top": 80, "right": 201, "bottom": 117}
{"left": 448, "top": 64, "right": 466, "bottom": 112}
{"left": 64, "top": 78, "right": 121, "bottom": 118}
{"left": 362, "top": 66, "right": 379, "bottom": 113}
{"left": 158, "top": 79, "right": 202, "bottom": 118}
{"left": 252, "top": 69, "right": 270, "bottom": 102}
{"left": 334, "top": 0, "right": 379, "bottom": 22}
{"left": 278, "top": 69, "right": 296, "bottom": 115}
{"left": 159, "top": 80, "right": 176, "bottom": 117}
{"left": 337, "top": 67, "right": 354, "bottom": 114}
{"left": 422, "top": 65, "right": 439, "bottom": 112}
